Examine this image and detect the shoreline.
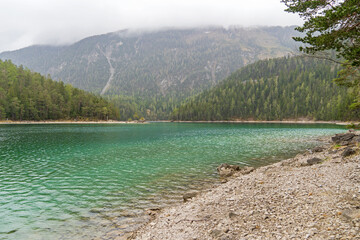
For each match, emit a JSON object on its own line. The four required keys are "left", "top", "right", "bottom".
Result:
{"left": 167, "top": 120, "right": 352, "bottom": 125}
{"left": 0, "top": 119, "right": 354, "bottom": 125}
{"left": 127, "top": 131, "right": 360, "bottom": 239}
{"left": 0, "top": 120, "right": 147, "bottom": 124}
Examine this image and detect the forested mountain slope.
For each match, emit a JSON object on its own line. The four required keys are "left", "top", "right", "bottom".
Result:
{"left": 0, "top": 26, "right": 299, "bottom": 99}
{"left": 0, "top": 60, "right": 119, "bottom": 121}
{"left": 172, "top": 56, "right": 356, "bottom": 121}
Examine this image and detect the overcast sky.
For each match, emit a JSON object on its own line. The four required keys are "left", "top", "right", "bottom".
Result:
{"left": 0, "top": 0, "right": 302, "bottom": 53}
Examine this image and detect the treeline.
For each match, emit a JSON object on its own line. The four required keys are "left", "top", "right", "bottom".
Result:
{"left": 108, "top": 91, "right": 194, "bottom": 121}
{"left": 171, "top": 56, "right": 358, "bottom": 121}
{"left": 109, "top": 95, "right": 176, "bottom": 121}
{"left": 0, "top": 60, "right": 120, "bottom": 121}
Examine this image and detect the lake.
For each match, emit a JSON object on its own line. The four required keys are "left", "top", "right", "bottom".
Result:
{"left": 0, "top": 122, "right": 345, "bottom": 239}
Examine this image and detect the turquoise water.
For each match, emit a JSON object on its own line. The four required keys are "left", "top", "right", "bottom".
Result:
{"left": 0, "top": 123, "right": 345, "bottom": 239}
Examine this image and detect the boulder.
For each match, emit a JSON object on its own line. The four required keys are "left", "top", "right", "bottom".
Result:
{"left": 342, "top": 147, "right": 356, "bottom": 157}
{"left": 331, "top": 133, "right": 355, "bottom": 145}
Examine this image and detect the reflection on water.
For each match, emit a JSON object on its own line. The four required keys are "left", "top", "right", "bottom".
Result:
{"left": 0, "top": 123, "right": 345, "bottom": 239}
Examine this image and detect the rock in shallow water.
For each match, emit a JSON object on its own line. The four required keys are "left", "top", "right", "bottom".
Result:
{"left": 217, "top": 164, "right": 255, "bottom": 178}
{"left": 217, "top": 163, "right": 240, "bottom": 177}
{"left": 183, "top": 192, "right": 198, "bottom": 202}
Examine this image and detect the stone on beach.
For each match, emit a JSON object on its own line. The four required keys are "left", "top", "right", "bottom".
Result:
{"left": 306, "top": 157, "right": 323, "bottom": 165}
{"left": 217, "top": 163, "right": 254, "bottom": 178}
{"left": 183, "top": 192, "right": 198, "bottom": 202}
{"left": 217, "top": 163, "right": 240, "bottom": 177}
{"left": 331, "top": 132, "right": 355, "bottom": 145}
{"left": 312, "top": 146, "right": 324, "bottom": 152}
{"left": 342, "top": 147, "right": 356, "bottom": 157}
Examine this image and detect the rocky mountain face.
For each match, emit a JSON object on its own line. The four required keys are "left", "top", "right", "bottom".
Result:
{"left": 0, "top": 26, "right": 299, "bottom": 99}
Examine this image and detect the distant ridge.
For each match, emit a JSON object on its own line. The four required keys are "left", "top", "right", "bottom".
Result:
{"left": 0, "top": 26, "right": 300, "bottom": 99}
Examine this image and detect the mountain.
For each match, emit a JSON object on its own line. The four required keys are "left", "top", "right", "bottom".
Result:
{"left": 172, "top": 56, "right": 357, "bottom": 121}
{"left": 0, "top": 60, "right": 119, "bottom": 121}
{"left": 0, "top": 26, "right": 300, "bottom": 99}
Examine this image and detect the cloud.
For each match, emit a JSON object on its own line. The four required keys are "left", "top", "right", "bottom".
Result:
{"left": 0, "top": 0, "right": 302, "bottom": 53}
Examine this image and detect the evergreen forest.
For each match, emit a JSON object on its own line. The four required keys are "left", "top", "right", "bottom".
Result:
{"left": 171, "top": 56, "right": 358, "bottom": 121}
{"left": 0, "top": 60, "right": 120, "bottom": 121}
{"left": 1, "top": 56, "right": 358, "bottom": 122}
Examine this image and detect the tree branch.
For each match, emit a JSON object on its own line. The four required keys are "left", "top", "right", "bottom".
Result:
{"left": 300, "top": 53, "right": 352, "bottom": 65}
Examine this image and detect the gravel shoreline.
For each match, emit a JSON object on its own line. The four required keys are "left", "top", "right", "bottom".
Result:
{"left": 157, "top": 120, "right": 350, "bottom": 125}
{"left": 0, "top": 120, "right": 146, "bottom": 124}
{"left": 127, "top": 132, "right": 360, "bottom": 240}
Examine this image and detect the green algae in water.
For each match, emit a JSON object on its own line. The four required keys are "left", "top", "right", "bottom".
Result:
{"left": 0, "top": 123, "right": 345, "bottom": 239}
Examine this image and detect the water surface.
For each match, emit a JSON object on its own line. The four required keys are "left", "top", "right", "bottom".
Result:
{"left": 0, "top": 123, "right": 345, "bottom": 239}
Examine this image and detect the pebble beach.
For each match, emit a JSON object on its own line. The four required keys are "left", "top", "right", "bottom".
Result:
{"left": 129, "top": 132, "right": 360, "bottom": 240}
